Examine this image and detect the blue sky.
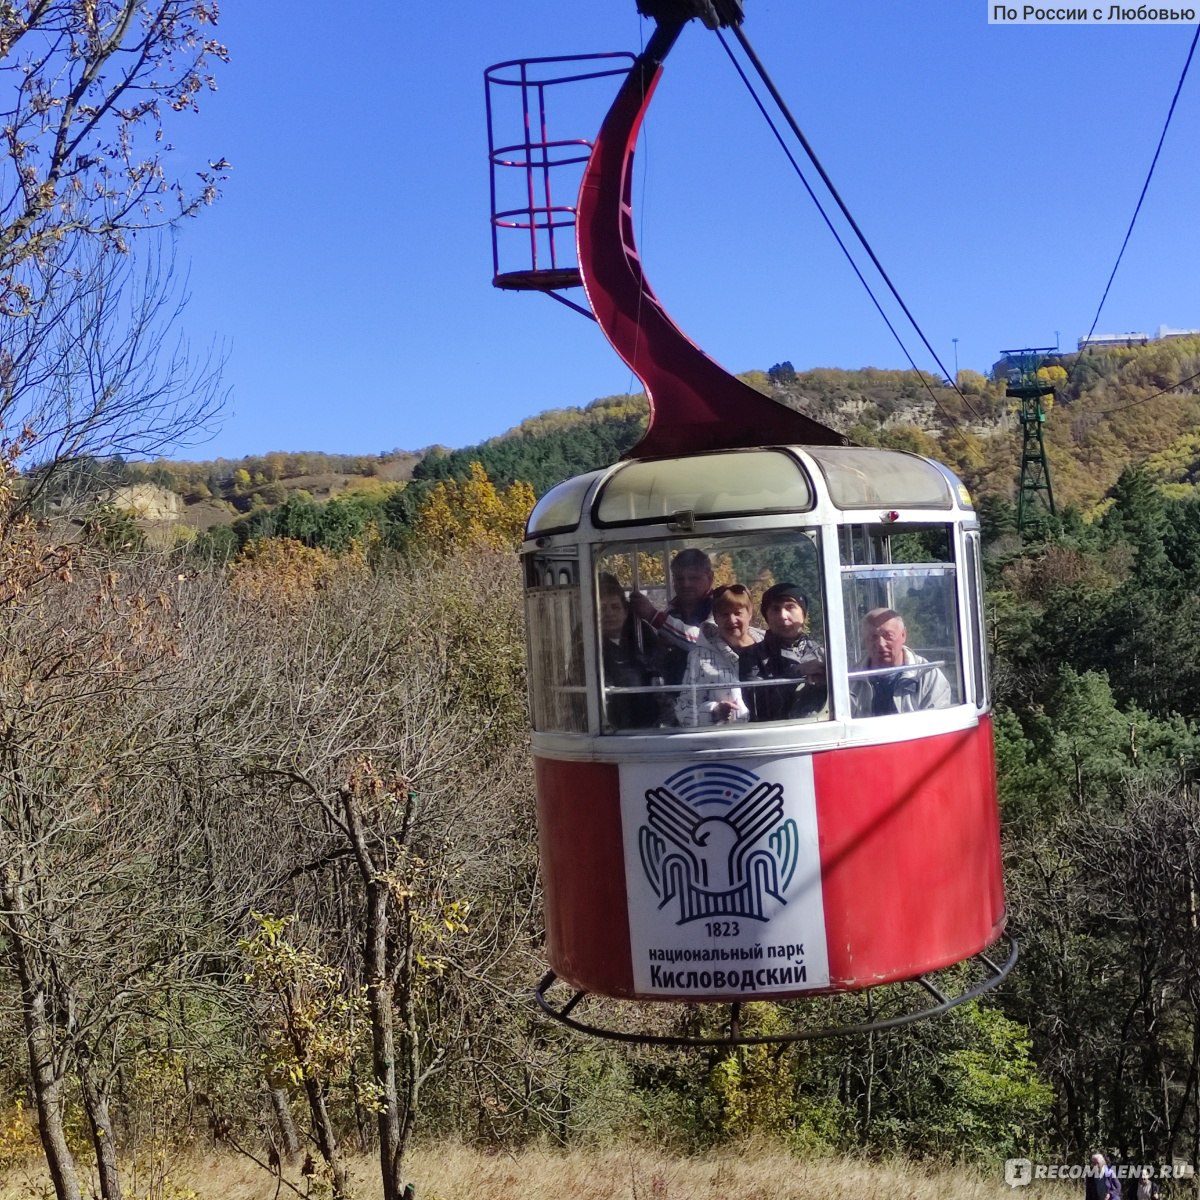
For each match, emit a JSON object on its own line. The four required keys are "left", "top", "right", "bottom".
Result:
{"left": 163, "top": 3, "right": 1200, "bottom": 460}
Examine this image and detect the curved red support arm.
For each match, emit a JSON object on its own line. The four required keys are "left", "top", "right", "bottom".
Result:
{"left": 576, "top": 25, "right": 847, "bottom": 459}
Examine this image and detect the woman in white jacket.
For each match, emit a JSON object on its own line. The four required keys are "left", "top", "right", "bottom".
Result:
{"left": 674, "top": 583, "right": 765, "bottom": 727}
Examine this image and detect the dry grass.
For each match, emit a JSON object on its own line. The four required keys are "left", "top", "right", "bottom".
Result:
{"left": 1, "top": 1143, "right": 1077, "bottom": 1200}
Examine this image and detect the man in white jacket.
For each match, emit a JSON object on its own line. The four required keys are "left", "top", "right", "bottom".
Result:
{"left": 851, "top": 608, "right": 952, "bottom": 716}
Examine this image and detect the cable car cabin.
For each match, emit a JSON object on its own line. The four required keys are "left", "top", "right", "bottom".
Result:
{"left": 490, "top": 1, "right": 1012, "bottom": 1031}
{"left": 523, "top": 445, "right": 1005, "bottom": 1005}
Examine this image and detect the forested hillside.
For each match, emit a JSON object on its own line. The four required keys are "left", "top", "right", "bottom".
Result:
{"left": 402, "top": 337, "right": 1200, "bottom": 514}
{"left": 6, "top": 336, "right": 1200, "bottom": 1200}
{"left": 99, "top": 337, "right": 1200, "bottom": 562}
{"left": 12, "top": 2, "right": 1200, "bottom": 1195}
{"left": 8, "top": 434, "right": 1200, "bottom": 1198}
{"left": 411, "top": 392, "right": 648, "bottom": 495}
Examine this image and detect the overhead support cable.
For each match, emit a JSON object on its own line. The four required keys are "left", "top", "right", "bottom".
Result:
{"left": 724, "top": 25, "right": 982, "bottom": 425}
{"left": 1095, "top": 366, "right": 1200, "bottom": 415}
{"left": 713, "top": 32, "right": 970, "bottom": 440}
{"left": 1079, "top": 22, "right": 1200, "bottom": 353}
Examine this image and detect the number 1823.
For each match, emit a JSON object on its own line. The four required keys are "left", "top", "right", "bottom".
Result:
{"left": 704, "top": 920, "right": 740, "bottom": 937}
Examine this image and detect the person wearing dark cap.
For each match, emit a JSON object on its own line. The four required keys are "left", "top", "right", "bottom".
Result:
{"left": 739, "top": 583, "right": 827, "bottom": 722}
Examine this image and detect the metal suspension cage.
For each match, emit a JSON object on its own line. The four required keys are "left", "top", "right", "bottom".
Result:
{"left": 484, "top": 53, "right": 633, "bottom": 297}
{"left": 536, "top": 936, "right": 1017, "bottom": 1047}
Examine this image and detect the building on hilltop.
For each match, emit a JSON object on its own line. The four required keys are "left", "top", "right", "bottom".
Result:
{"left": 1076, "top": 331, "right": 1150, "bottom": 350}
{"left": 1073, "top": 325, "right": 1199, "bottom": 351}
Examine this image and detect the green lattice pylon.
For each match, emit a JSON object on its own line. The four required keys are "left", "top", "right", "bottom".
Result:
{"left": 1000, "top": 346, "right": 1058, "bottom": 533}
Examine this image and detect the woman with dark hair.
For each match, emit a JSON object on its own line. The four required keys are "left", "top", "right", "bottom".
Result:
{"left": 598, "top": 574, "right": 660, "bottom": 729}
{"left": 674, "top": 583, "right": 765, "bottom": 727}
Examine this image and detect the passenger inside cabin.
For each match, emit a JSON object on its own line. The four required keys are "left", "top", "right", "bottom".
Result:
{"left": 850, "top": 608, "right": 952, "bottom": 716}
{"left": 740, "top": 583, "right": 827, "bottom": 722}
{"left": 674, "top": 583, "right": 765, "bottom": 727}
{"left": 629, "top": 548, "right": 714, "bottom": 686}
{"left": 598, "top": 573, "right": 660, "bottom": 729}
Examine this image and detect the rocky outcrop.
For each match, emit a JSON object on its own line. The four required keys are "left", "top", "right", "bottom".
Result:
{"left": 107, "top": 484, "right": 183, "bottom": 522}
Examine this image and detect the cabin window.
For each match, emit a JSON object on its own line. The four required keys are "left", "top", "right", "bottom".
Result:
{"left": 524, "top": 552, "right": 587, "bottom": 732}
{"left": 594, "top": 531, "right": 829, "bottom": 733}
{"left": 840, "top": 523, "right": 962, "bottom": 717}
{"left": 965, "top": 532, "right": 989, "bottom": 709}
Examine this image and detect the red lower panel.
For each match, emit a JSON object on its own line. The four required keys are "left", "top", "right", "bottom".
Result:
{"left": 535, "top": 758, "right": 633, "bottom": 996}
{"left": 813, "top": 718, "right": 1005, "bottom": 986}
{"left": 535, "top": 719, "right": 1004, "bottom": 999}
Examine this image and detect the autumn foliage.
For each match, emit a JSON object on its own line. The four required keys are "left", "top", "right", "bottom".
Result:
{"left": 411, "top": 461, "right": 534, "bottom": 553}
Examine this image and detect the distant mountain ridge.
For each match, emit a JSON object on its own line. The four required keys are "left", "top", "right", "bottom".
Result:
{"left": 407, "top": 339, "right": 1200, "bottom": 513}
{"left": 114, "top": 337, "right": 1200, "bottom": 537}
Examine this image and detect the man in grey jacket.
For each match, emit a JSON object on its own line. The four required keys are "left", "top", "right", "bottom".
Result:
{"left": 850, "top": 608, "right": 952, "bottom": 716}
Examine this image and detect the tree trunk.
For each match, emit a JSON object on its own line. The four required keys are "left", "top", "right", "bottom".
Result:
{"left": 1191, "top": 994, "right": 1200, "bottom": 1200}
{"left": 29, "top": 1068, "right": 80, "bottom": 1200}
{"left": 268, "top": 1086, "right": 301, "bottom": 1164}
{"left": 342, "top": 787, "right": 404, "bottom": 1200}
{"left": 366, "top": 880, "right": 404, "bottom": 1200}
{"left": 80, "top": 1060, "right": 122, "bottom": 1200}
{"left": 301, "top": 1078, "right": 349, "bottom": 1200}
{"left": 278, "top": 972, "right": 348, "bottom": 1200}
{"left": 2, "top": 875, "right": 82, "bottom": 1200}
{"left": 396, "top": 918, "right": 425, "bottom": 1169}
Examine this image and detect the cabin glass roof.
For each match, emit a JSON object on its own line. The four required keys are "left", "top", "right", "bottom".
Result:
{"left": 594, "top": 450, "right": 813, "bottom": 525}
{"left": 526, "top": 472, "right": 598, "bottom": 535}
{"left": 804, "top": 447, "right": 953, "bottom": 509}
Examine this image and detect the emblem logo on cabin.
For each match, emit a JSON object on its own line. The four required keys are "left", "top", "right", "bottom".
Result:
{"left": 637, "top": 763, "right": 799, "bottom": 925}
